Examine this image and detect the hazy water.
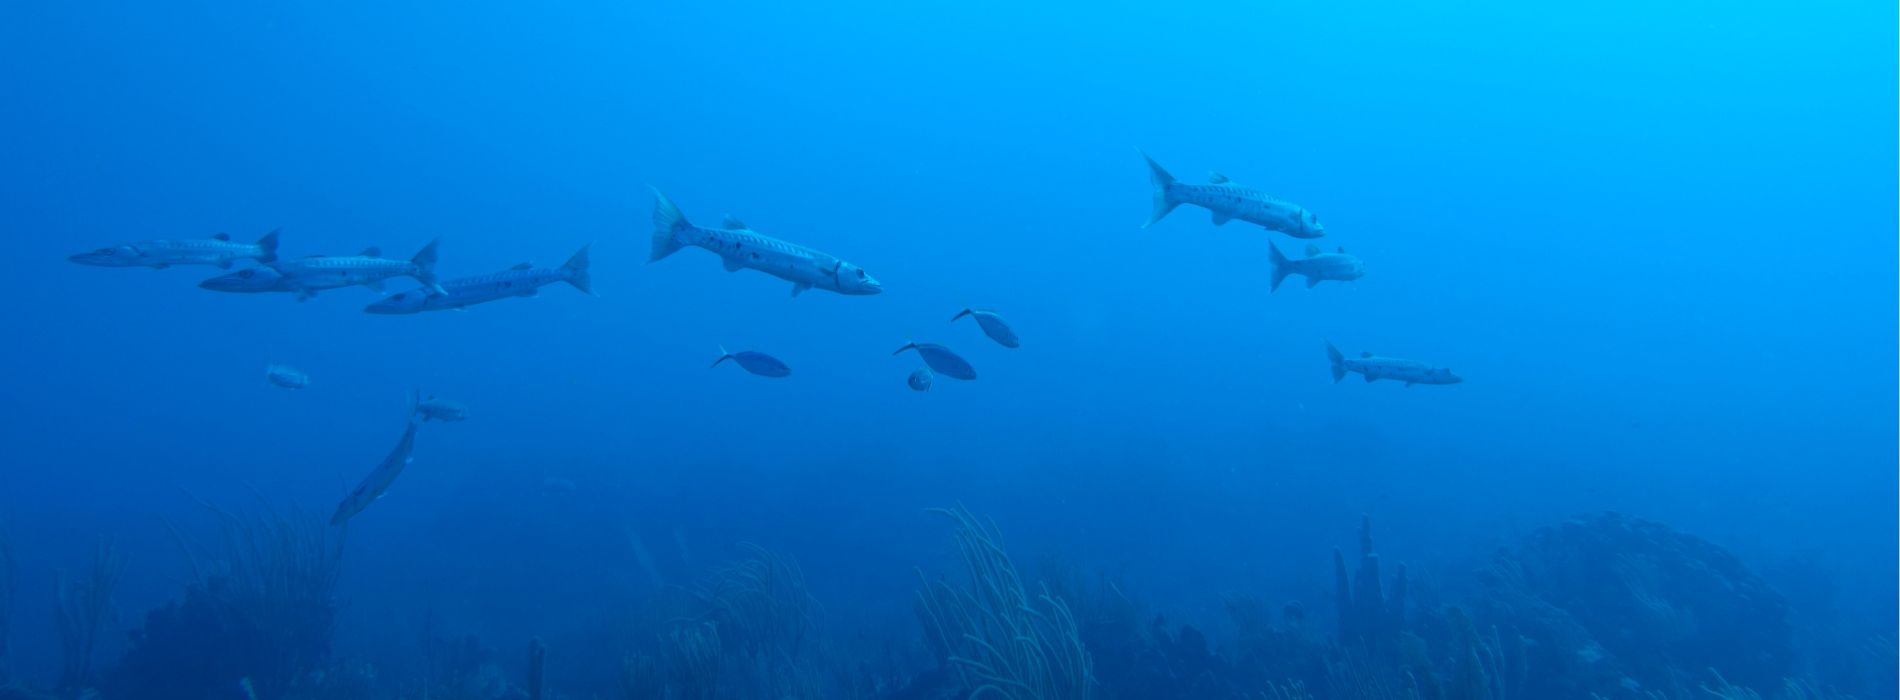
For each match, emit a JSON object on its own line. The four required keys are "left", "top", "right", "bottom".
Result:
{"left": 2, "top": 0, "right": 1894, "bottom": 697}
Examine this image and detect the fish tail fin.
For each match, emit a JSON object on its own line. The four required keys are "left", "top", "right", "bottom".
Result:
{"left": 256, "top": 228, "right": 281, "bottom": 263}
{"left": 409, "top": 389, "right": 424, "bottom": 419}
{"left": 1268, "top": 241, "right": 1291, "bottom": 293}
{"left": 562, "top": 243, "right": 595, "bottom": 296}
{"left": 411, "top": 238, "right": 445, "bottom": 294}
{"left": 649, "top": 188, "right": 691, "bottom": 262}
{"left": 710, "top": 345, "right": 731, "bottom": 368}
{"left": 1139, "top": 149, "right": 1179, "bottom": 228}
{"left": 951, "top": 308, "right": 973, "bottom": 322}
{"left": 1326, "top": 340, "right": 1347, "bottom": 383}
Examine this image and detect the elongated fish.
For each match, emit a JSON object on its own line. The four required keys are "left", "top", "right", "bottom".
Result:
{"left": 648, "top": 189, "right": 881, "bottom": 297}
{"left": 951, "top": 308, "right": 1020, "bottom": 348}
{"left": 1140, "top": 151, "right": 1323, "bottom": 238}
{"left": 365, "top": 244, "right": 593, "bottom": 314}
{"left": 894, "top": 342, "right": 975, "bottom": 380}
{"left": 266, "top": 363, "right": 309, "bottom": 390}
{"left": 69, "top": 229, "right": 280, "bottom": 269}
{"left": 711, "top": 346, "right": 791, "bottom": 377}
{"left": 200, "top": 239, "right": 444, "bottom": 301}
{"left": 331, "top": 420, "right": 419, "bottom": 526}
{"left": 412, "top": 391, "right": 468, "bottom": 422}
{"left": 1326, "top": 341, "right": 1462, "bottom": 387}
{"left": 1268, "top": 241, "right": 1364, "bottom": 292}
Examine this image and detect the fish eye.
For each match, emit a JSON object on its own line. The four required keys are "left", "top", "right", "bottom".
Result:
{"left": 857, "top": 270, "right": 866, "bottom": 278}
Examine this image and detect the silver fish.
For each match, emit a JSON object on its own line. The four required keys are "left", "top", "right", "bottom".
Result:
{"left": 265, "top": 363, "right": 309, "bottom": 390}
{"left": 1326, "top": 341, "right": 1463, "bottom": 387}
{"left": 951, "top": 308, "right": 1020, "bottom": 348}
{"left": 69, "top": 229, "right": 280, "bottom": 269}
{"left": 648, "top": 189, "right": 881, "bottom": 297}
{"left": 907, "top": 367, "right": 934, "bottom": 391}
{"left": 1268, "top": 241, "right": 1364, "bottom": 292}
{"left": 200, "top": 239, "right": 444, "bottom": 301}
{"left": 331, "top": 420, "right": 418, "bottom": 526}
{"left": 711, "top": 346, "right": 791, "bottom": 378}
{"left": 366, "top": 244, "right": 592, "bottom": 314}
{"left": 894, "top": 342, "right": 975, "bottom": 380}
{"left": 1141, "top": 151, "right": 1323, "bottom": 238}
{"left": 412, "top": 391, "right": 468, "bottom": 422}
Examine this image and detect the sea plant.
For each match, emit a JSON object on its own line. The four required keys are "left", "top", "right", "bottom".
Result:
{"left": 914, "top": 504, "right": 1094, "bottom": 700}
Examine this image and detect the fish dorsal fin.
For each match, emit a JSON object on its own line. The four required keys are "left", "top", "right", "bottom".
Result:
{"left": 511, "top": 262, "right": 533, "bottom": 270}
{"left": 1208, "top": 172, "right": 1230, "bottom": 184}
{"left": 721, "top": 214, "right": 748, "bottom": 230}
{"left": 1361, "top": 352, "right": 1374, "bottom": 358}
{"left": 358, "top": 247, "right": 382, "bottom": 257}
{"left": 212, "top": 233, "right": 231, "bottom": 241}
{"left": 1303, "top": 244, "right": 1322, "bottom": 257}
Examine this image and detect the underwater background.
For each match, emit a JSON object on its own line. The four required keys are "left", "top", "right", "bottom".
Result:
{"left": 2, "top": 0, "right": 1895, "bottom": 698}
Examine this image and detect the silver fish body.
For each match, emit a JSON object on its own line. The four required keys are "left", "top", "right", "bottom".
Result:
{"left": 1326, "top": 342, "right": 1462, "bottom": 387}
{"left": 894, "top": 342, "right": 975, "bottom": 380}
{"left": 201, "top": 240, "right": 443, "bottom": 300}
{"left": 366, "top": 245, "right": 593, "bottom": 314}
{"left": 1269, "top": 242, "right": 1364, "bottom": 292}
{"left": 907, "top": 367, "right": 934, "bottom": 391}
{"left": 413, "top": 392, "right": 468, "bottom": 422}
{"left": 331, "top": 420, "right": 418, "bottom": 526}
{"left": 69, "top": 230, "right": 280, "bottom": 269}
{"left": 952, "top": 308, "right": 1020, "bottom": 348}
{"left": 711, "top": 347, "right": 791, "bottom": 378}
{"left": 649, "top": 189, "right": 881, "bottom": 297}
{"left": 265, "top": 363, "right": 309, "bottom": 390}
{"left": 1141, "top": 152, "right": 1323, "bottom": 238}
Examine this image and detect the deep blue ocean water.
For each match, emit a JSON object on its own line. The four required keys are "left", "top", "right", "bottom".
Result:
{"left": 2, "top": 1, "right": 1895, "bottom": 698}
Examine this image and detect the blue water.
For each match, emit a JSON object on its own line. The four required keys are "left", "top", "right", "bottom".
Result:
{"left": 3, "top": 1, "right": 1894, "bottom": 698}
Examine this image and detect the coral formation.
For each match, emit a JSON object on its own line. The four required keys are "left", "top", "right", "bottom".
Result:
{"left": 913, "top": 505, "right": 1094, "bottom": 700}
{"left": 104, "top": 504, "right": 342, "bottom": 700}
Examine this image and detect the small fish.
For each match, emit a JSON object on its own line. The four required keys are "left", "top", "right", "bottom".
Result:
{"left": 893, "top": 342, "right": 975, "bottom": 380}
{"left": 1140, "top": 151, "right": 1323, "bottom": 238}
{"left": 412, "top": 391, "right": 468, "bottom": 422}
{"left": 69, "top": 229, "right": 280, "bottom": 269}
{"left": 200, "top": 239, "right": 444, "bottom": 301}
{"left": 711, "top": 346, "right": 791, "bottom": 378}
{"left": 265, "top": 363, "right": 309, "bottom": 390}
{"left": 366, "top": 244, "right": 593, "bottom": 314}
{"left": 951, "top": 308, "right": 1020, "bottom": 348}
{"left": 1326, "top": 341, "right": 1462, "bottom": 387}
{"left": 648, "top": 189, "right": 881, "bottom": 297}
{"left": 907, "top": 367, "right": 934, "bottom": 391}
{"left": 331, "top": 420, "right": 419, "bottom": 526}
{"left": 1268, "top": 241, "right": 1364, "bottom": 292}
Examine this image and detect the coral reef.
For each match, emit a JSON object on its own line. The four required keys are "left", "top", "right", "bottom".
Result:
{"left": 1334, "top": 516, "right": 1408, "bottom": 662}
{"left": 103, "top": 504, "right": 342, "bottom": 700}
{"left": 1473, "top": 512, "right": 1794, "bottom": 697}
{"left": 913, "top": 505, "right": 1094, "bottom": 700}
{"left": 621, "top": 543, "right": 821, "bottom": 700}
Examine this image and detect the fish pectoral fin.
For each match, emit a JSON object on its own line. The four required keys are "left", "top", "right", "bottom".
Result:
{"left": 1211, "top": 212, "right": 1233, "bottom": 226}
{"left": 1305, "top": 276, "right": 1321, "bottom": 289}
{"left": 217, "top": 261, "right": 233, "bottom": 269}
{"left": 366, "top": 280, "right": 386, "bottom": 292}
{"left": 721, "top": 257, "right": 744, "bottom": 272}
{"left": 517, "top": 288, "right": 538, "bottom": 298}
{"left": 791, "top": 282, "right": 810, "bottom": 297}
{"left": 1304, "top": 244, "right": 1323, "bottom": 257}
{"left": 1363, "top": 373, "right": 1376, "bottom": 383}
{"left": 1405, "top": 382, "right": 1414, "bottom": 388}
